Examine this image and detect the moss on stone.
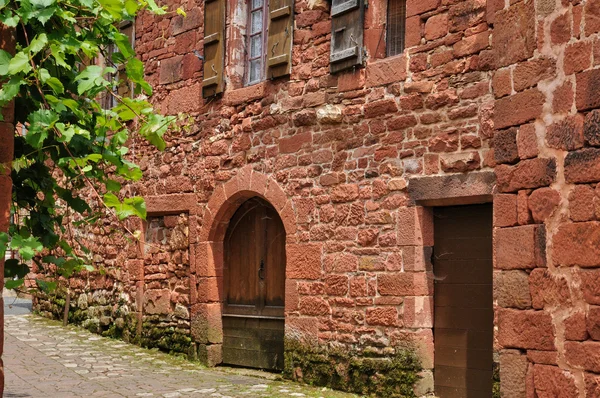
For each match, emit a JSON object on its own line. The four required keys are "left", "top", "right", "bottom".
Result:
{"left": 492, "top": 361, "right": 500, "bottom": 398}
{"left": 283, "top": 339, "right": 422, "bottom": 397}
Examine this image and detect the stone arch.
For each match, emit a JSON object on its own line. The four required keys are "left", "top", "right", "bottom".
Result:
{"left": 198, "top": 165, "right": 296, "bottom": 243}
{"left": 191, "top": 166, "right": 296, "bottom": 366}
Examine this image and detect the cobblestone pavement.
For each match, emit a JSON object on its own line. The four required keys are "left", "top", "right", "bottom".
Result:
{"left": 4, "top": 314, "right": 356, "bottom": 398}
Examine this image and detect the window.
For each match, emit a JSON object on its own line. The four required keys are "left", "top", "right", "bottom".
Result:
{"left": 386, "top": 0, "right": 406, "bottom": 57}
{"left": 246, "top": 0, "right": 267, "bottom": 85}
{"left": 103, "top": 21, "right": 135, "bottom": 109}
{"left": 201, "top": 0, "right": 293, "bottom": 98}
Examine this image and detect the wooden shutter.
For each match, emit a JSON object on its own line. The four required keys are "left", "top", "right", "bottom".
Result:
{"left": 330, "top": 0, "right": 365, "bottom": 74}
{"left": 387, "top": 0, "right": 406, "bottom": 57}
{"left": 203, "top": 0, "right": 225, "bottom": 98}
{"left": 266, "top": 0, "right": 293, "bottom": 79}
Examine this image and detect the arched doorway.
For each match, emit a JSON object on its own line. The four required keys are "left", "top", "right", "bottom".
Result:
{"left": 222, "top": 196, "right": 286, "bottom": 370}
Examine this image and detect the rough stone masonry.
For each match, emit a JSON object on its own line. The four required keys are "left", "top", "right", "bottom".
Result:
{"left": 28, "top": 0, "right": 600, "bottom": 395}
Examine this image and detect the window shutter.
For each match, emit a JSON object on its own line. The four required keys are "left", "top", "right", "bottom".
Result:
{"left": 203, "top": 0, "right": 226, "bottom": 98}
{"left": 330, "top": 0, "right": 365, "bottom": 74}
{"left": 266, "top": 0, "right": 293, "bottom": 79}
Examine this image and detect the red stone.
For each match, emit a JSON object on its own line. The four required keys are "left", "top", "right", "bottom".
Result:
{"left": 377, "top": 272, "right": 429, "bottom": 296}
{"left": 493, "top": 0, "right": 536, "bottom": 68}
{"left": 546, "top": 114, "right": 584, "bottom": 150}
{"left": 513, "top": 57, "right": 555, "bottom": 92}
{"left": 585, "top": 0, "right": 600, "bottom": 35}
{"left": 517, "top": 123, "right": 539, "bottom": 159}
{"left": 493, "top": 128, "right": 519, "bottom": 164}
{"left": 494, "top": 194, "right": 518, "bottom": 227}
{"left": 299, "top": 296, "right": 330, "bottom": 316}
{"left": 286, "top": 243, "right": 322, "bottom": 280}
{"left": 576, "top": 69, "right": 600, "bottom": 111}
{"left": 550, "top": 11, "right": 572, "bottom": 45}
{"left": 497, "top": 309, "right": 556, "bottom": 350}
{"left": 584, "top": 109, "right": 600, "bottom": 147}
{"left": 279, "top": 132, "right": 312, "bottom": 153}
{"left": 494, "top": 225, "right": 545, "bottom": 269}
{"left": 564, "top": 41, "right": 592, "bottom": 75}
{"left": 406, "top": 0, "right": 440, "bottom": 17}
{"left": 324, "top": 274, "right": 348, "bottom": 296}
{"left": 528, "top": 188, "right": 560, "bottom": 223}
{"left": 565, "top": 148, "right": 600, "bottom": 183}
{"left": 365, "top": 57, "right": 407, "bottom": 88}
{"left": 565, "top": 341, "right": 600, "bottom": 372}
{"left": 424, "top": 13, "right": 448, "bottom": 40}
{"left": 529, "top": 268, "right": 571, "bottom": 309}
{"left": 555, "top": 221, "right": 600, "bottom": 268}
{"left": 533, "top": 365, "right": 578, "bottom": 397}
{"left": 364, "top": 98, "right": 398, "bottom": 118}
{"left": 492, "top": 68, "right": 512, "bottom": 98}
{"left": 569, "top": 184, "right": 596, "bottom": 222}
{"left": 453, "top": 31, "right": 489, "bottom": 58}
{"left": 565, "top": 311, "right": 589, "bottom": 341}
{"left": 553, "top": 81, "right": 574, "bottom": 114}
{"left": 365, "top": 307, "right": 399, "bottom": 326}
{"left": 495, "top": 158, "right": 556, "bottom": 192}
{"left": 494, "top": 89, "right": 545, "bottom": 130}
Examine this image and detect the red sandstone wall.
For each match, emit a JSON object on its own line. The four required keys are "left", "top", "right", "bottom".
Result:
{"left": 129, "top": 0, "right": 497, "bottom": 387}
{"left": 32, "top": 0, "right": 600, "bottom": 394}
{"left": 490, "top": 0, "right": 600, "bottom": 395}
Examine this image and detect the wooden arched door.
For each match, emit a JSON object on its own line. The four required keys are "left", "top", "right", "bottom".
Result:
{"left": 222, "top": 197, "right": 286, "bottom": 370}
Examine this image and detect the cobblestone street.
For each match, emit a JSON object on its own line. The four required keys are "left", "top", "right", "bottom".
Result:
{"left": 4, "top": 312, "right": 355, "bottom": 398}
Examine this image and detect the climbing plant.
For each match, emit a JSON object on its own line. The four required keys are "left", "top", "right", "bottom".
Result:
{"left": 0, "top": 0, "right": 182, "bottom": 289}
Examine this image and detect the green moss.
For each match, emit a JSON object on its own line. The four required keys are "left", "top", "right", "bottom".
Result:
{"left": 283, "top": 339, "right": 421, "bottom": 398}
{"left": 492, "top": 361, "right": 500, "bottom": 398}
{"left": 140, "top": 325, "right": 193, "bottom": 358}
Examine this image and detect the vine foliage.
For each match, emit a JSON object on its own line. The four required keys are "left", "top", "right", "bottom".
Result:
{"left": 0, "top": 0, "right": 182, "bottom": 289}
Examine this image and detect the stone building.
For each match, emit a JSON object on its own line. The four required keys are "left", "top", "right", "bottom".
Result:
{"left": 31, "top": 0, "right": 600, "bottom": 395}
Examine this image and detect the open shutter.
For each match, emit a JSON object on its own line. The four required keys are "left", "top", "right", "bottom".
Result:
{"left": 329, "top": 0, "right": 365, "bottom": 74}
{"left": 266, "top": 0, "right": 293, "bottom": 79}
{"left": 203, "top": 0, "right": 225, "bottom": 98}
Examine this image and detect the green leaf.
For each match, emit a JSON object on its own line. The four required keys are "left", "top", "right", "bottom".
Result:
{"left": 4, "top": 259, "right": 29, "bottom": 279}
{"left": 5, "top": 279, "right": 24, "bottom": 290}
{"left": 103, "top": 193, "right": 146, "bottom": 220}
{"left": 10, "top": 234, "right": 43, "bottom": 261}
{"left": 105, "top": 179, "right": 121, "bottom": 192}
{"left": 0, "top": 77, "right": 23, "bottom": 103}
{"left": 46, "top": 77, "right": 64, "bottom": 94}
{"left": 0, "top": 10, "right": 19, "bottom": 27}
{"left": 115, "top": 32, "right": 135, "bottom": 59}
{"left": 75, "top": 65, "right": 107, "bottom": 95}
{"left": 33, "top": 6, "right": 56, "bottom": 24}
{"left": 0, "top": 49, "right": 12, "bottom": 75}
{"left": 26, "top": 109, "right": 58, "bottom": 148}
{"left": 50, "top": 44, "right": 68, "bottom": 69}
{"left": 37, "top": 279, "right": 57, "bottom": 292}
{"left": 177, "top": 7, "right": 187, "bottom": 17}
{"left": 126, "top": 57, "right": 144, "bottom": 81}
{"left": 145, "top": 0, "right": 166, "bottom": 15}
{"left": 27, "top": 33, "right": 48, "bottom": 54}
{"left": 30, "top": 0, "right": 56, "bottom": 8}
{"left": 98, "top": 0, "right": 124, "bottom": 18}
{"left": 0, "top": 232, "right": 8, "bottom": 259}
{"left": 8, "top": 52, "right": 31, "bottom": 75}
{"left": 124, "top": 0, "right": 138, "bottom": 15}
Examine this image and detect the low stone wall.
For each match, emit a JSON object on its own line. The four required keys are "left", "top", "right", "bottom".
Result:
{"left": 33, "top": 213, "right": 195, "bottom": 358}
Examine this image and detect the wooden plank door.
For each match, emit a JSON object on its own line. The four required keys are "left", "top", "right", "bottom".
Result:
{"left": 222, "top": 197, "right": 286, "bottom": 370}
{"left": 433, "top": 204, "right": 493, "bottom": 398}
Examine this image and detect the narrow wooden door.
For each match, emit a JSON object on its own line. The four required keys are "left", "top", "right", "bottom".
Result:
{"left": 433, "top": 204, "right": 493, "bottom": 398}
{"left": 222, "top": 197, "right": 286, "bottom": 370}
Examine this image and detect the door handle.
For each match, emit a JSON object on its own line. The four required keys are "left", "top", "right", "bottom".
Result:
{"left": 258, "top": 259, "right": 265, "bottom": 280}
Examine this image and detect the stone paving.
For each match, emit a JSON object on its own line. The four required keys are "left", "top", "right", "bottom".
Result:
{"left": 4, "top": 313, "right": 356, "bottom": 398}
